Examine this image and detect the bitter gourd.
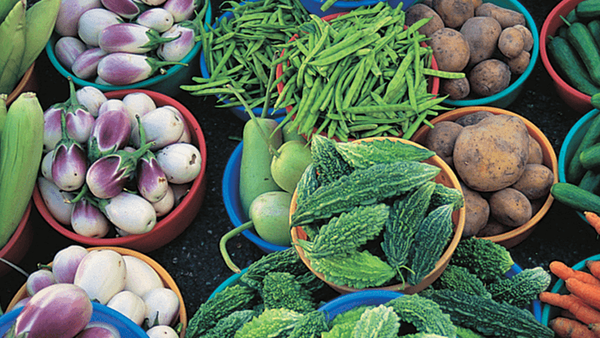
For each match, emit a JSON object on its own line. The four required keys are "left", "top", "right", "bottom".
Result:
{"left": 334, "top": 138, "right": 435, "bottom": 168}
{"left": 291, "top": 160, "right": 441, "bottom": 226}
{"left": 408, "top": 204, "right": 454, "bottom": 286}
{"left": 311, "top": 250, "right": 396, "bottom": 289}
{"left": 234, "top": 308, "right": 303, "bottom": 338}
{"left": 352, "top": 305, "right": 400, "bottom": 338}
{"left": 295, "top": 164, "right": 320, "bottom": 207}
{"left": 310, "top": 134, "right": 353, "bottom": 185}
{"left": 261, "top": 272, "right": 316, "bottom": 313}
{"left": 298, "top": 203, "right": 389, "bottom": 259}
{"left": 186, "top": 284, "right": 259, "bottom": 338}
{"left": 436, "top": 264, "right": 491, "bottom": 299}
{"left": 449, "top": 237, "right": 514, "bottom": 281}
{"left": 430, "top": 183, "right": 464, "bottom": 211}
{"left": 288, "top": 310, "right": 329, "bottom": 338}
{"left": 240, "top": 248, "right": 310, "bottom": 291}
{"left": 199, "top": 310, "right": 256, "bottom": 338}
{"left": 455, "top": 326, "right": 484, "bottom": 338}
{"left": 426, "top": 289, "right": 554, "bottom": 338}
{"left": 382, "top": 181, "right": 435, "bottom": 274}
{"left": 385, "top": 294, "right": 457, "bottom": 337}
{"left": 486, "top": 266, "right": 551, "bottom": 308}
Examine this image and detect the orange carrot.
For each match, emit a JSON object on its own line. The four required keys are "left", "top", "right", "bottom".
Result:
{"left": 550, "top": 261, "right": 600, "bottom": 287}
{"left": 549, "top": 317, "right": 596, "bottom": 338}
{"left": 586, "top": 260, "right": 600, "bottom": 281}
{"left": 585, "top": 211, "right": 600, "bottom": 235}
{"left": 589, "top": 322, "right": 600, "bottom": 338}
{"left": 562, "top": 309, "right": 579, "bottom": 321}
{"left": 539, "top": 291, "right": 600, "bottom": 325}
{"left": 567, "top": 278, "right": 600, "bottom": 310}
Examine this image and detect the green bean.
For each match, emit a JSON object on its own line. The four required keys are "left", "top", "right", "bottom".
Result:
{"left": 273, "top": 72, "right": 297, "bottom": 108}
{"left": 311, "top": 33, "right": 379, "bottom": 67}
{"left": 210, "top": 41, "right": 236, "bottom": 80}
{"left": 180, "top": 78, "right": 231, "bottom": 91}
{"left": 421, "top": 68, "right": 466, "bottom": 79}
{"left": 293, "top": 76, "right": 323, "bottom": 131}
{"left": 383, "top": 51, "right": 414, "bottom": 103}
{"left": 296, "top": 22, "right": 329, "bottom": 88}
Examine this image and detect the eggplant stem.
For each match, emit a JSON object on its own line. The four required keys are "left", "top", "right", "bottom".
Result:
{"left": 219, "top": 220, "right": 254, "bottom": 274}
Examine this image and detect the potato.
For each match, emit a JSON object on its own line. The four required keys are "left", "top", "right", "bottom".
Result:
{"left": 424, "top": 121, "right": 463, "bottom": 167}
{"left": 460, "top": 16, "right": 502, "bottom": 65}
{"left": 440, "top": 77, "right": 470, "bottom": 100}
{"left": 470, "top": 0, "right": 482, "bottom": 9}
{"left": 460, "top": 182, "right": 490, "bottom": 237}
{"left": 454, "top": 110, "right": 494, "bottom": 126}
{"left": 527, "top": 135, "right": 544, "bottom": 165}
{"left": 498, "top": 26, "right": 525, "bottom": 58}
{"left": 489, "top": 187, "right": 532, "bottom": 227}
{"left": 476, "top": 217, "right": 512, "bottom": 237}
{"left": 453, "top": 114, "right": 530, "bottom": 192}
{"left": 468, "top": 59, "right": 511, "bottom": 97}
{"left": 505, "top": 50, "right": 530, "bottom": 75}
{"left": 475, "top": 3, "right": 526, "bottom": 29}
{"left": 513, "top": 24, "right": 533, "bottom": 52}
{"left": 405, "top": 4, "right": 445, "bottom": 38}
{"left": 429, "top": 28, "right": 471, "bottom": 72}
{"left": 511, "top": 163, "right": 554, "bottom": 200}
{"left": 432, "top": 0, "right": 474, "bottom": 28}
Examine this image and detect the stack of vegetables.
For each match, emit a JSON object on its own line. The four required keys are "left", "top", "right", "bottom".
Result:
{"left": 185, "top": 237, "right": 553, "bottom": 338}
{"left": 546, "top": 0, "right": 600, "bottom": 97}
{"left": 37, "top": 81, "right": 201, "bottom": 238}
{"left": 0, "top": 0, "right": 60, "bottom": 95}
{"left": 51, "top": 0, "right": 209, "bottom": 85}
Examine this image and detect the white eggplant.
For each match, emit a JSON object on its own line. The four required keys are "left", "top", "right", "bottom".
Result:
{"left": 136, "top": 7, "right": 173, "bottom": 33}
{"left": 37, "top": 177, "right": 75, "bottom": 225}
{"left": 107, "top": 290, "right": 146, "bottom": 326}
{"left": 76, "top": 86, "right": 107, "bottom": 117}
{"left": 55, "top": 36, "right": 87, "bottom": 69}
{"left": 71, "top": 198, "right": 111, "bottom": 238}
{"left": 142, "top": 287, "right": 179, "bottom": 326}
{"left": 77, "top": 8, "right": 122, "bottom": 46}
{"left": 26, "top": 269, "right": 56, "bottom": 296}
{"left": 52, "top": 244, "right": 89, "bottom": 284}
{"left": 131, "top": 106, "right": 184, "bottom": 150}
{"left": 73, "top": 249, "right": 127, "bottom": 304}
{"left": 151, "top": 184, "right": 174, "bottom": 217}
{"left": 76, "top": 322, "right": 121, "bottom": 338}
{"left": 155, "top": 142, "right": 201, "bottom": 184}
{"left": 146, "top": 325, "right": 178, "bottom": 338}
{"left": 122, "top": 91, "right": 156, "bottom": 123}
{"left": 98, "top": 192, "right": 157, "bottom": 234}
{"left": 55, "top": 0, "right": 103, "bottom": 37}
{"left": 122, "top": 255, "right": 164, "bottom": 298}
{"left": 41, "top": 150, "right": 54, "bottom": 182}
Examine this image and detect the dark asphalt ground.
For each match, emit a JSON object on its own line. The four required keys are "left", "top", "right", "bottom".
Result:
{"left": 2, "top": 0, "right": 598, "bottom": 322}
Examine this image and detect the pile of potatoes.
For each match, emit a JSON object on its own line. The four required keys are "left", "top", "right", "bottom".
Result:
{"left": 406, "top": 0, "right": 534, "bottom": 100}
{"left": 423, "top": 111, "right": 555, "bottom": 238}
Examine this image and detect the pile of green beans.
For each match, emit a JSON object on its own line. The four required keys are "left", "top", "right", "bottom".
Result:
{"left": 274, "top": 2, "right": 465, "bottom": 141}
{"left": 180, "top": 0, "right": 311, "bottom": 113}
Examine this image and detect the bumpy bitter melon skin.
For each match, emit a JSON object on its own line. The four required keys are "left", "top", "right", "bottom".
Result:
{"left": 449, "top": 237, "right": 514, "bottom": 281}
{"left": 385, "top": 294, "right": 457, "bottom": 337}
{"left": 310, "top": 134, "right": 354, "bottom": 185}
{"left": 240, "top": 248, "right": 309, "bottom": 291}
{"left": 426, "top": 289, "right": 555, "bottom": 338}
{"left": 295, "top": 164, "right": 320, "bottom": 207}
{"left": 486, "top": 266, "right": 551, "bottom": 308}
{"left": 334, "top": 138, "right": 436, "bottom": 168}
{"left": 352, "top": 305, "right": 400, "bottom": 338}
{"left": 436, "top": 264, "right": 491, "bottom": 299}
{"left": 291, "top": 160, "right": 441, "bottom": 226}
{"left": 288, "top": 310, "right": 329, "bottom": 338}
{"left": 311, "top": 250, "right": 396, "bottom": 289}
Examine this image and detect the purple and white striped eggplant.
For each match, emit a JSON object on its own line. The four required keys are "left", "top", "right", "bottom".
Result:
{"left": 72, "top": 47, "right": 108, "bottom": 80}
{"left": 136, "top": 7, "right": 174, "bottom": 33}
{"left": 95, "top": 192, "right": 156, "bottom": 234}
{"left": 54, "top": 36, "right": 87, "bottom": 69}
{"left": 52, "top": 245, "right": 89, "bottom": 284}
{"left": 55, "top": 0, "right": 102, "bottom": 37}
{"left": 151, "top": 184, "right": 174, "bottom": 217}
{"left": 97, "top": 98, "right": 128, "bottom": 117}
{"left": 52, "top": 111, "right": 88, "bottom": 192}
{"left": 97, "top": 52, "right": 187, "bottom": 85}
{"left": 76, "top": 86, "right": 107, "bottom": 117}
{"left": 163, "top": 0, "right": 197, "bottom": 22}
{"left": 86, "top": 141, "right": 155, "bottom": 199}
{"left": 76, "top": 322, "right": 120, "bottom": 338}
{"left": 71, "top": 198, "right": 111, "bottom": 238}
{"left": 4, "top": 284, "right": 93, "bottom": 338}
{"left": 78, "top": 8, "right": 122, "bottom": 46}
{"left": 101, "top": 0, "right": 147, "bottom": 19}
{"left": 98, "top": 23, "right": 181, "bottom": 54}
{"left": 157, "top": 21, "right": 198, "bottom": 62}
{"left": 26, "top": 269, "right": 56, "bottom": 297}
{"left": 140, "top": 0, "right": 167, "bottom": 5}
{"left": 87, "top": 108, "right": 131, "bottom": 163}
{"left": 66, "top": 78, "right": 97, "bottom": 143}
{"left": 137, "top": 151, "right": 168, "bottom": 203}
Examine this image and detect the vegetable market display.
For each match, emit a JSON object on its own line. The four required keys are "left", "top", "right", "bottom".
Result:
{"left": 2, "top": 0, "right": 600, "bottom": 337}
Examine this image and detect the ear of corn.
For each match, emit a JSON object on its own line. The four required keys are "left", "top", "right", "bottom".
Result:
{"left": 0, "top": 0, "right": 19, "bottom": 24}
{"left": 0, "top": 0, "right": 26, "bottom": 94}
{"left": 17, "top": 0, "right": 61, "bottom": 78}
{"left": 0, "top": 92, "right": 44, "bottom": 249}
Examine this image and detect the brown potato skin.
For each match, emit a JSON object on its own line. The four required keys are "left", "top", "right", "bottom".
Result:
{"left": 425, "top": 121, "right": 463, "bottom": 167}
{"left": 454, "top": 110, "right": 494, "bottom": 126}
{"left": 511, "top": 163, "right": 555, "bottom": 200}
{"left": 461, "top": 182, "right": 490, "bottom": 237}
{"left": 489, "top": 187, "right": 532, "bottom": 227}
{"left": 468, "top": 59, "right": 511, "bottom": 97}
{"left": 460, "top": 16, "right": 502, "bottom": 65}
{"left": 440, "top": 77, "right": 470, "bottom": 100}
{"left": 432, "top": 0, "right": 474, "bottom": 28}
{"left": 470, "top": 0, "right": 483, "bottom": 9}
{"left": 429, "top": 28, "right": 471, "bottom": 72}
{"left": 513, "top": 24, "right": 534, "bottom": 52}
{"left": 527, "top": 135, "right": 544, "bottom": 164}
{"left": 475, "top": 3, "right": 526, "bottom": 29}
{"left": 476, "top": 217, "right": 512, "bottom": 237}
{"left": 498, "top": 26, "right": 525, "bottom": 58}
{"left": 453, "top": 114, "right": 530, "bottom": 192}
{"left": 422, "top": 0, "right": 434, "bottom": 7}
{"left": 505, "top": 50, "right": 530, "bottom": 75}
{"left": 405, "top": 4, "right": 445, "bottom": 38}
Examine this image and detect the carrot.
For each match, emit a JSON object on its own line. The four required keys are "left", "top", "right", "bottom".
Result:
{"left": 562, "top": 309, "right": 580, "bottom": 320}
{"left": 567, "top": 278, "right": 600, "bottom": 310}
{"left": 550, "top": 261, "right": 600, "bottom": 287}
{"left": 549, "top": 317, "right": 596, "bottom": 338}
{"left": 540, "top": 291, "right": 600, "bottom": 325}
{"left": 586, "top": 260, "right": 600, "bottom": 281}
{"left": 589, "top": 322, "right": 600, "bottom": 338}
{"left": 585, "top": 211, "right": 600, "bottom": 235}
